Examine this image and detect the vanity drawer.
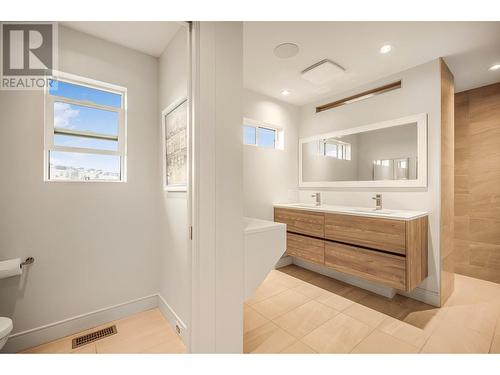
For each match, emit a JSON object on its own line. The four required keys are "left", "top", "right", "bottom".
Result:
{"left": 325, "top": 241, "right": 406, "bottom": 290}
{"left": 324, "top": 213, "right": 406, "bottom": 255}
{"left": 286, "top": 233, "right": 324, "bottom": 265}
{"left": 275, "top": 208, "right": 324, "bottom": 237}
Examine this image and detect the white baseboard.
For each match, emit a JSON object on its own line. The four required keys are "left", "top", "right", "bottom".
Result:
{"left": 2, "top": 293, "right": 188, "bottom": 353}
{"left": 157, "top": 294, "right": 189, "bottom": 348}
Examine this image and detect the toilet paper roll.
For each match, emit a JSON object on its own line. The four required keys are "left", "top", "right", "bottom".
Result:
{"left": 0, "top": 258, "right": 22, "bottom": 279}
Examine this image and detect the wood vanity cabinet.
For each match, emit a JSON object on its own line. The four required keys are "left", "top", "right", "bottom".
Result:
{"left": 274, "top": 208, "right": 324, "bottom": 237}
{"left": 324, "top": 213, "right": 406, "bottom": 255}
{"left": 274, "top": 207, "right": 428, "bottom": 292}
{"left": 286, "top": 232, "right": 325, "bottom": 265}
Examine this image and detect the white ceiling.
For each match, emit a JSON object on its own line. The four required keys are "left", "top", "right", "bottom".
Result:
{"left": 244, "top": 22, "right": 500, "bottom": 105}
{"left": 62, "top": 22, "right": 182, "bottom": 57}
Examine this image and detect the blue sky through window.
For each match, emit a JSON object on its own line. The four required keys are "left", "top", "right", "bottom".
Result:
{"left": 49, "top": 80, "right": 123, "bottom": 179}
{"left": 243, "top": 125, "right": 256, "bottom": 145}
{"left": 258, "top": 127, "right": 276, "bottom": 148}
{"left": 49, "top": 80, "right": 122, "bottom": 108}
{"left": 54, "top": 102, "right": 119, "bottom": 135}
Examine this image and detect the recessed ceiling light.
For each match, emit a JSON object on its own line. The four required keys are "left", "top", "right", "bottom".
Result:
{"left": 379, "top": 44, "right": 392, "bottom": 54}
{"left": 274, "top": 43, "right": 299, "bottom": 59}
{"left": 281, "top": 89, "right": 290, "bottom": 96}
{"left": 489, "top": 64, "right": 500, "bottom": 71}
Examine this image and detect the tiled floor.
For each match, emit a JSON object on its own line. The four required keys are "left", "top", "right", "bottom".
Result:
{"left": 22, "top": 309, "right": 186, "bottom": 354}
{"left": 244, "top": 264, "right": 500, "bottom": 353}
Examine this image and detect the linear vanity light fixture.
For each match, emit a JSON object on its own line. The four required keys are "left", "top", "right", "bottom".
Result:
{"left": 315, "top": 80, "right": 402, "bottom": 113}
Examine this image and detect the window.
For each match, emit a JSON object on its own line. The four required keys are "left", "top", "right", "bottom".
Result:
{"left": 242, "top": 119, "right": 283, "bottom": 149}
{"left": 320, "top": 139, "right": 351, "bottom": 160}
{"left": 44, "top": 74, "right": 126, "bottom": 182}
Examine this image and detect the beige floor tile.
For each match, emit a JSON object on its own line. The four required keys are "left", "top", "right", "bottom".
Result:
{"left": 308, "top": 275, "right": 353, "bottom": 296}
{"left": 244, "top": 322, "right": 296, "bottom": 354}
{"left": 378, "top": 317, "right": 430, "bottom": 349}
{"left": 402, "top": 306, "right": 447, "bottom": 335}
{"left": 292, "top": 282, "right": 332, "bottom": 299}
{"left": 245, "top": 279, "right": 290, "bottom": 305}
{"left": 139, "top": 336, "right": 187, "bottom": 354}
{"left": 440, "top": 303, "right": 498, "bottom": 337}
{"left": 22, "top": 308, "right": 185, "bottom": 354}
{"left": 351, "top": 330, "right": 420, "bottom": 354}
{"left": 96, "top": 328, "right": 177, "bottom": 354}
{"left": 302, "top": 313, "right": 372, "bottom": 353}
{"left": 22, "top": 337, "right": 74, "bottom": 354}
{"left": 316, "top": 292, "right": 355, "bottom": 311}
{"left": 342, "top": 287, "right": 370, "bottom": 302}
{"left": 267, "top": 270, "right": 304, "bottom": 288}
{"left": 274, "top": 300, "right": 339, "bottom": 339}
{"left": 244, "top": 305, "right": 269, "bottom": 333}
{"left": 277, "top": 265, "right": 319, "bottom": 281}
{"left": 420, "top": 324, "right": 492, "bottom": 353}
{"left": 490, "top": 335, "right": 500, "bottom": 353}
{"left": 356, "top": 293, "right": 410, "bottom": 320}
{"left": 252, "top": 289, "right": 310, "bottom": 320}
{"left": 280, "top": 341, "right": 316, "bottom": 354}
{"left": 343, "top": 303, "right": 387, "bottom": 328}
{"left": 73, "top": 344, "right": 97, "bottom": 354}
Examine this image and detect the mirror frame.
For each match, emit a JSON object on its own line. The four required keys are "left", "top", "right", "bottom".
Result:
{"left": 299, "top": 113, "right": 428, "bottom": 188}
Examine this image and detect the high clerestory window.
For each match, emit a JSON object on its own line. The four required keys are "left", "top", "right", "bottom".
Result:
{"left": 242, "top": 118, "right": 283, "bottom": 150}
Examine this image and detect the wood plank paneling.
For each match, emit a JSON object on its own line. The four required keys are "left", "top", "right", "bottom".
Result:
{"left": 324, "top": 213, "right": 406, "bottom": 255}
{"left": 440, "top": 58, "right": 455, "bottom": 306}
{"left": 286, "top": 232, "right": 325, "bottom": 265}
{"left": 324, "top": 242, "right": 406, "bottom": 290}
{"left": 274, "top": 208, "right": 324, "bottom": 237}
{"left": 454, "top": 81, "right": 500, "bottom": 285}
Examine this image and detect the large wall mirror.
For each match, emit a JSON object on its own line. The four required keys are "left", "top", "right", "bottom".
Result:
{"left": 299, "top": 113, "right": 427, "bottom": 188}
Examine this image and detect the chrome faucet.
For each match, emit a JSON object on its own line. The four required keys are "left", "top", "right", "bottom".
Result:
{"left": 311, "top": 192, "right": 321, "bottom": 206}
{"left": 372, "top": 194, "right": 382, "bottom": 210}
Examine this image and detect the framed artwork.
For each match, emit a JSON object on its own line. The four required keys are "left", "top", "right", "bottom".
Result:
{"left": 162, "top": 98, "right": 188, "bottom": 191}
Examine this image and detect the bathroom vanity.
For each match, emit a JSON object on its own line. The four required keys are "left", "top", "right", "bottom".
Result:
{"left": 274, "top": 203, "right": 428, "bottom": 292}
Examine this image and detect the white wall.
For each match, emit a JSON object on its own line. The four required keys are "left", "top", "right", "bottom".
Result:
{"left": 0, "top": 26, "right": 161, "bottom": 342}
{"left": 299, "top": 60, "right": 442, "bottom": 304}
{"left": 157, "top": 27, "right": 191, "bottom": 341}
{"left": 243, "top": 90, "right": 300, "bottom": 220}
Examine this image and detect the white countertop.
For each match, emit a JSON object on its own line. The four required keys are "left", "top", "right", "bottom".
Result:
{"left": 273, "top": 203, "right": 428, "bottom": 220}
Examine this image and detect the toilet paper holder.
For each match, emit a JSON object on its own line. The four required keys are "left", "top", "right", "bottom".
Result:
{"left": 20, "top": 257, "right": 35, "bottom": 268}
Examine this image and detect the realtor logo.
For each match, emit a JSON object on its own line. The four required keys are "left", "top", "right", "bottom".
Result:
{"left": 1, "top": 22, "right": 57, "bottom": 89}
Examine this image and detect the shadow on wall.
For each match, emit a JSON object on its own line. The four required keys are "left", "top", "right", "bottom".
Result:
{"left": 0, "top": 269, "right": 32, "bottom": 321}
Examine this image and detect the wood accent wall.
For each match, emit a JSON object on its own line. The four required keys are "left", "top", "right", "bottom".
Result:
{"left": 454, "top": 81, "right": 500, "bottom": 283}
{"left": 440, "top": 58, "right": 455, "bottom": 305}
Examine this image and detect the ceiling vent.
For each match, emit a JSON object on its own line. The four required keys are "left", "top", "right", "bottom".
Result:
{"left": 301, "top": 59, "right": 345, "bottom": 85}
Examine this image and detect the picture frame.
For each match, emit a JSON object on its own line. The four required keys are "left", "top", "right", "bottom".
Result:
{"left": 162, "top": 98, "right": 188, "bottom": 191}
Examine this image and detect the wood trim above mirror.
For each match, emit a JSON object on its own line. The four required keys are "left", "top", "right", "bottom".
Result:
{"left": 316, "top": 81, "right": 402, "bottom": 113}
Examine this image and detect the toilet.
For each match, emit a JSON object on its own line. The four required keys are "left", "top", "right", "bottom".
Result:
{"left": 0, "top": 317, "right": 13, "bottom": 350}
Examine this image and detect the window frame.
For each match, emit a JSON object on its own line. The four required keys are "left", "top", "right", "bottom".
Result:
{"left": 43, "top": 71, "right": 127, "bottom": 183}
{"left": 242, "top": 118, "right": 284, "bottom": 150}
{"left": 321, "top": 139, "right": 351, "bottom": 161}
